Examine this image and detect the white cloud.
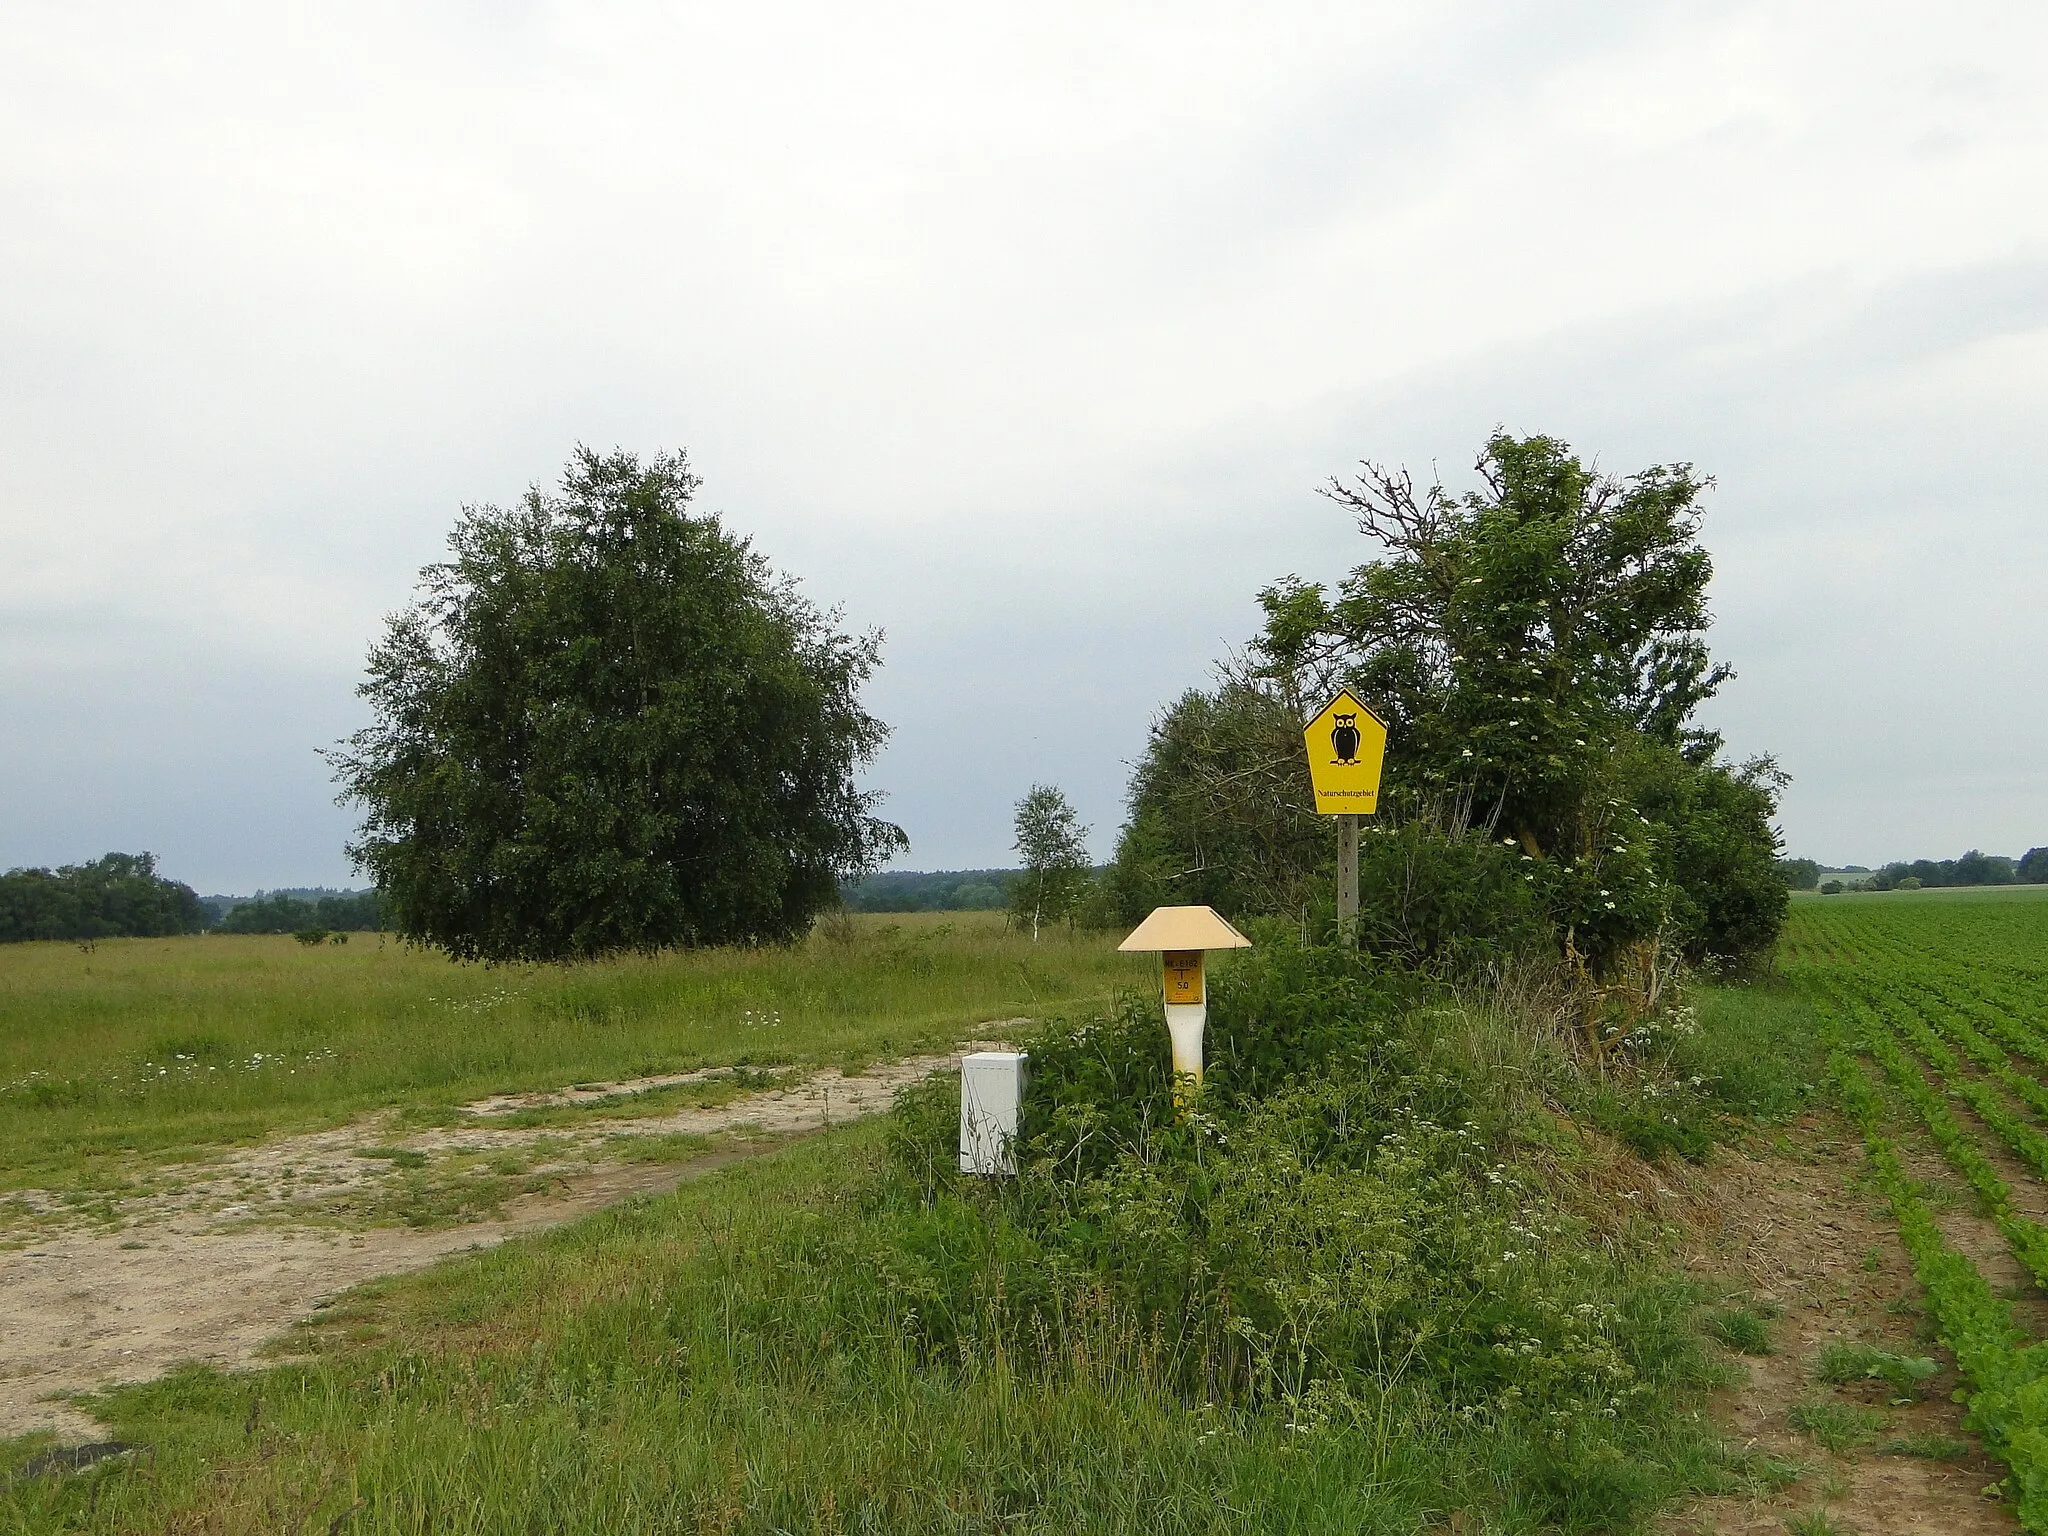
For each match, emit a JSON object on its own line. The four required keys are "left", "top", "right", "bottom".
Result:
{"left": 2, "top": 0, "right": 2044, "bottom": 887}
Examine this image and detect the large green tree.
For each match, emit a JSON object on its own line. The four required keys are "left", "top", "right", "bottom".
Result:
{"left": 329, "top": 447, "right": 906, "bottom": 962}
{"left": 1258, "top": 432, "right": 1730, "bottom": 847}
{"left": 1253, "top": 431, "right": 1784, "bottom": 967}
{"left": 1097, "top": 682, "right": 1322, "bottom": 926}
{"left": 1106, "top": 432, "right": 1786, "bottom": 970}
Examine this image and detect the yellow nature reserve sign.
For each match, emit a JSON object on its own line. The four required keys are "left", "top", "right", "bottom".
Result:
{"left": 1303, "top": 689, "right": 1388, "bottom": 815}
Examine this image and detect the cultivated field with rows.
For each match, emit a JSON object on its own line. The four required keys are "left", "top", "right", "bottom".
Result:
{"left": 1791, "top": 888, "right": 2048, "bottom": 1526}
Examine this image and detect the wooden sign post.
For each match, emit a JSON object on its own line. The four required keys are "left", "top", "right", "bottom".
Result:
{"left": 1302, "top": 689, "right": 1388, "bottom": 943}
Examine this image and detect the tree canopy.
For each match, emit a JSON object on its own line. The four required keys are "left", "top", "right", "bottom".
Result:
{"left": 1257, "top": 432, "right": 1730, "bottom": 848}
{"left": 840, "top": 870, "right": 1017, "bottom": 913}
{"left": 0, "top": 853, "right": 205, "bottom": 943}
{"left": 1104, "top": 432, "right": 1787, "bottom": 972}
{"left": 329, "top": 446, "right": 906, "bottom": 962}
{"left": 1867, "top": 850, "right": 2029, "bottom": 890}
{"left": 1010, "top": 784, "right": 1092, "bottom": 939}
{"left": 213, "top": 890, "right": 383, "bottom": 934}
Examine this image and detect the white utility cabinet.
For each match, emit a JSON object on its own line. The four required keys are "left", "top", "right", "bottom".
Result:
{"left": 959, "top": 1051, "right": 1027, "bottom": 1176}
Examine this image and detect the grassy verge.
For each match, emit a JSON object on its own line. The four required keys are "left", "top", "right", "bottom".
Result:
{"left": 3, "top": 932, "right": 1841, "bottom": 1534}
{"left": 5, "top": 1116, "right": 1751, "bottom": 1536}
{"left": 0, "top": 913, "right": 1147, "bottom": 1192}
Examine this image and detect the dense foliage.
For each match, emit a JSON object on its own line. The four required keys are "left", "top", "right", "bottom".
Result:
{"left": 212, "top": 889, "right": 382, "bottom": 934}
{"left": 1776, "top": 857, "right": 1821, "bottom": 890}
{"left": 1103, "top": 432, "right": 1787, "bottom": 973}
{"left": 0, "top": 853, "right": 204, "bottom": 943}
{"left": 1865, "top": 849, "right": 2041, "bottom": 889}
{"left": 839, "top": 869, "right": 1018, "bottom": 912}
{"left": 1097, "top": 682, "right": 1324, "bottom": 925}
{"left": 854, "top": 938, "right": 1752, "bottom": 1526}
{"left": 329, "top": 447, "right": 906, "bottom": 962}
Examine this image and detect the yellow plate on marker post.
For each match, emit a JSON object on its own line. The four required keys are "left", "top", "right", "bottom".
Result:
{"left": 1303, "top": 689, "right": 1387, "bottom": 815}
{"left": 1161, "top": 950, "right": 1203, "bottom": 1006}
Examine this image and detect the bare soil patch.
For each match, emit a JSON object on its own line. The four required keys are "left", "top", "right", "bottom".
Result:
{"left": 1665, "top": 1114, "right": 2018, "bottom": 1536}
{"left": 0, "top": 1046, "right": 1002, "bottom": 1440}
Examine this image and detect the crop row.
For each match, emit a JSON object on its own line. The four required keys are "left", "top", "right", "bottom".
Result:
{"left": 1896, "top": 991, "right": 2048, "bottom": 1128}
{"left": 1798, "top": 905, "right": 2048, "bottom": 994}
{"left": 1826, "top": 1039, "right": 2048, "bottom": 1527}
{"left": 1834, "top": 989, "right": 2048, "bottom": 1288}
{"left": 1798, "top": 898, "right": 2048, "bottom": 1521}
{"left": 1800, "top": 911, "right": 2037, "bottom": 994}
{"left": 1889, "top": 975, "right": 2048, "bottom": 1077}
{"left": 1848, "top": 936, "right": 2048, "bottom": 1037}
{"left": 1856, "top": 989, "right": 2048, "bottom": 1184}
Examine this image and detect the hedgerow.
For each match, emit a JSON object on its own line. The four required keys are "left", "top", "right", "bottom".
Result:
{"left": 851, "top": 938, "right": 1726, "bottom": 1527}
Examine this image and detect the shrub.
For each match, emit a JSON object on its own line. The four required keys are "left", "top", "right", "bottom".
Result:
{"left": 1353, "top": 822, "right": 1552, "bottom": 974}
{"left": 865, "top": 937, "right": 1713, "bottom": 1505}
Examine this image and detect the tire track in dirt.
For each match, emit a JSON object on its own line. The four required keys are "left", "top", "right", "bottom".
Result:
{"left": 1666, "top": 1115, "right": 2018, "bottom": 1536}
{"left": 1, "top": 1045, "right": 1009, "bottom": 1440}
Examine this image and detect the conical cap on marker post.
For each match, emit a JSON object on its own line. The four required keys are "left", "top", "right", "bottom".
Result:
{"left": 1119, "top": 907, "right": 1247, "bottom": 1110}
{"left": 1116, "top": 906, "right": 1253, "bottom": 953}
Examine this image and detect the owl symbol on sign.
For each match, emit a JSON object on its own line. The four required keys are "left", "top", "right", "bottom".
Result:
{"left": 1330, "top": 712, "right": 1361, "bottom": 765}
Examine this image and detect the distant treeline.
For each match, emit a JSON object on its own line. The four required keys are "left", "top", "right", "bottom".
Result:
{"left": 1781, "top": 848, "right": 2048, "bottom": 892}
{"left": 839, "top": 869, "right": 1020, "bottom": 912}
{"left": 0, "top": 853, "right": 206, "bottom": 943}
{"left": 1864, "top": 848, "right": 2047, "bottom": 890}
{"left": 0, "top": 855, "right": 384, "bottom": 943}
{"left": 207, "top": 890, "right": 383, "bottom": 933}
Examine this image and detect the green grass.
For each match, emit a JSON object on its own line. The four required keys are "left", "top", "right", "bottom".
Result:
{"left": 1880, "top": 1431, "right": 1974, "bottom": 1460}
{"left": 0, "top": 913, "right": 1151, "bottom": 1191}
{"left": 0, "top": 925, "right": 1832, "bottom": 1533}
{"left": 17, "top": 894, "right": 2036, "bottom": 1531}
{"left": 1792, "top": 883, "right": 2048, "bottom": 905}
{"left": 3, "top": 1116, "right": 1739, "bottom": 1535}
{"left": 1813, "top": 1342, "right": 1938, "bottom": 1399}
{"left": 480, "top": 1067, "right": 798, "bottom": 1128}
{"left": 1783, "top": 1508, "right": 1848, "bottom": 1536}
{"left": 1706, "top": 1305, "right": 1775, "bottom": 1355}
{"left": 1787, "top": 1398, "right": 1891, "bottom": 1452}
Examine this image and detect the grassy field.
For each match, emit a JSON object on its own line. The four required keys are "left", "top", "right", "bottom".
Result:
{"left": 0, "top": 913, "right": 1152, "bottom": 1193}
{"left": 0, "top": 911, "right": 1839, "bottom": 1534}
{"left": 12, "top": 896, "right": 2047, "bottom": 1531}
{"left": 1793, "top": 883, "right": 2048, "bottom": 906}
{"left": 6, "top": 1118, "right": 1706, "bottom": 1536}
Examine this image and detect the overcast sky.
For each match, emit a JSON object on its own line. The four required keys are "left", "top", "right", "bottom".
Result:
{"left": 3, "top": 1, "right": 2044, "bottom": 892}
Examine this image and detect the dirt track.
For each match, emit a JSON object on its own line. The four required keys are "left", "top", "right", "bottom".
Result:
{"left": 0, "top": 1048, "right": 1000, "bottom": 1440}
{"left": 1664, "top": 1116, "right": 2018, "bottom": 1536}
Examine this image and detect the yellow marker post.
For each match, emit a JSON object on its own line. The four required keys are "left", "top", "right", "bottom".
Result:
{"left": 1118, "top": 906, "right": 1253, "bottom": 1106}
{"left": 1302, "top": 689, "right": 1388, "bottom": 940}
